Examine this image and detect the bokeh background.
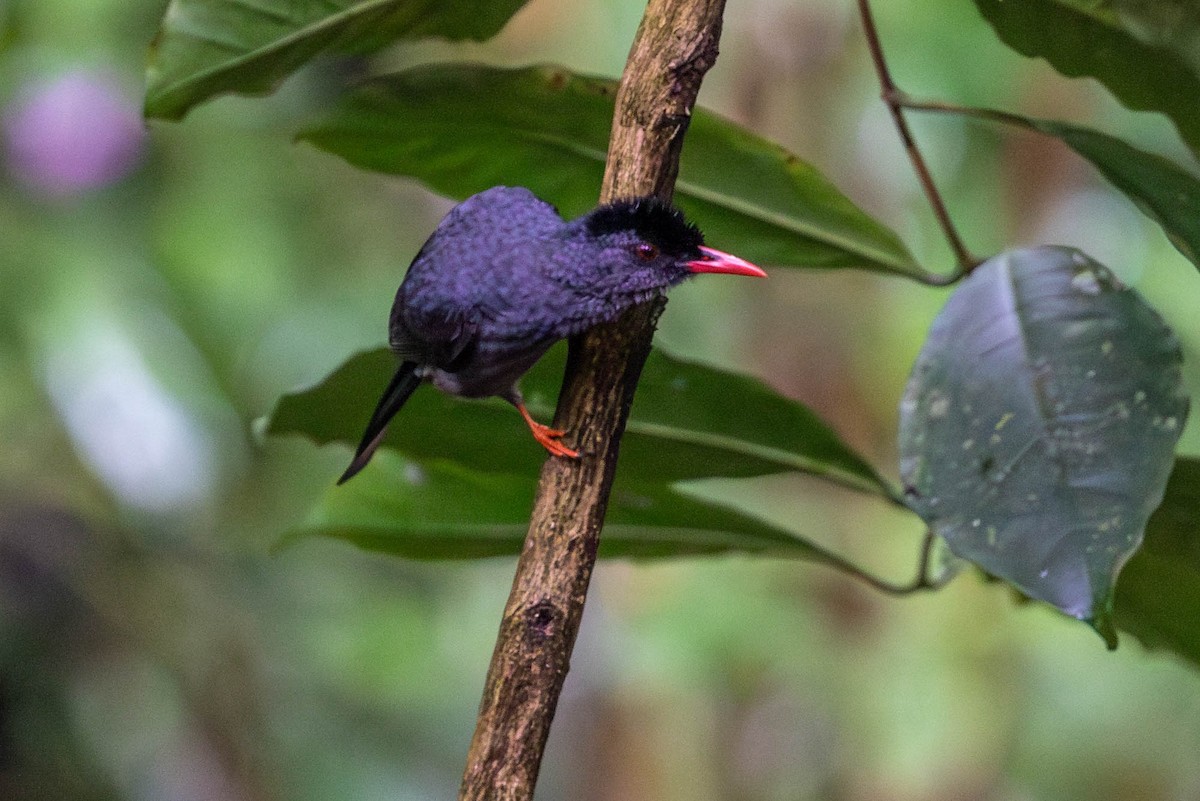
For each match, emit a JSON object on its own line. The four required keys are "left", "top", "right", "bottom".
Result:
{"left": 2, "top": 0, "right": 1199, "bottom": 799}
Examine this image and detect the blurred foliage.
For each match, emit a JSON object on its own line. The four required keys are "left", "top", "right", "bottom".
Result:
{"left": 1117, "top": 456, "right": 1200, "bottom": 667}
{"left": 1008, "top": 112, "right": 1200, "bottom": 268}
{"left": 145, "top": 0, "right": 533, "bottom": 119}
{"left": 1, "top": 1, "right": 1200, "bottom": 801}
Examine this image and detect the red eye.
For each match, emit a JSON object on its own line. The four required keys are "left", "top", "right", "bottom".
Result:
{"left": 635, "top": 243, "right": 659, "bottom": 261}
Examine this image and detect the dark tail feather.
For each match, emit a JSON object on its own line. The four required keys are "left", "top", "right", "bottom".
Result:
{"left": 337, "top": 362, "right": 423, "bottom": 485}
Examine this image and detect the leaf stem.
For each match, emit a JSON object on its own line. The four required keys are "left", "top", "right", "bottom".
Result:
{"left": 818, "top": 526, "right": 941, "bottom": 596}
{"left": 892, "top": 94, "right": 1041, "bottom": 131}
{"left": 857, "top": 0, "right": 979, "bottom": 281}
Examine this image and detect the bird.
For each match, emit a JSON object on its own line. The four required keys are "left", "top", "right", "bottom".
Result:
{"left": 338, "top": 186, "right": 765, "bottom": 484}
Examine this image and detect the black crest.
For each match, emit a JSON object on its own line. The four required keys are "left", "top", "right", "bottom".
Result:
{"left": 584, "top": 197, "right": 704, "bottom": 255}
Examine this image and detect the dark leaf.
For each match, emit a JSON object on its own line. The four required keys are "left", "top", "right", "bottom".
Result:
{"left": 298, "top": 63, "right": 922, "bottom": 276}
{"left": 899, "top": 246, "right": 1188, "bottom": 640}
{"left": 1115, "top": 456, "right": 1200, "bottom": 666}
{"left": 283, "top": 451, "right": 833, "bottom": 561}
{"left": 145, "top": 0, "right": 530, "bottom": 120}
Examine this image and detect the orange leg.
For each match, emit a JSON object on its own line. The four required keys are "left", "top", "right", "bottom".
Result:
{"left": 516, "top": 402, "right": 580, "bottom": 458}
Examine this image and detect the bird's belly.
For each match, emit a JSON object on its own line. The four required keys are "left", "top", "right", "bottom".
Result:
{"left": 427, "top": 340, "right": 554, "bottom": 400}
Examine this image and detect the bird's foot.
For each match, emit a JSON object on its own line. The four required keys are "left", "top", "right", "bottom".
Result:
{"left": 529, "top": 421, "right": 580, "bottom": 459}
{"left": 516, "top": 403, "right": 580, "bottom": 458}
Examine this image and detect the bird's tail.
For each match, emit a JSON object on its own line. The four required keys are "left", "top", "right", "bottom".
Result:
{"left": 337, "top": 362, "right": 423, "bottom": 485}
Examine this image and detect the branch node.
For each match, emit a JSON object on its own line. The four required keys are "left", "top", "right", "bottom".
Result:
{"left": 524, "top": 600, "right": 560, "bottom": 637}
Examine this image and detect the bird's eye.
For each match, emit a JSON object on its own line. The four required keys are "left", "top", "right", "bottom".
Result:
{"left": 634, "top": 243, "right": 659, "bottom": 261}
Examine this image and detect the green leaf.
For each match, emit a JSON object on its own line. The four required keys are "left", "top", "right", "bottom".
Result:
{"left": 675, "top": 107, "right": 915, "bottom": 273}
{"left": 621, "top": 348, "right": 892, "bottom": 495}
{"left": 973, "top": 0, "right": 1200, "bottom": 156}
{"left": 1115, "top": 457, "right": 1200, "bottom": 667}
{"left": 283, "top": 450, "right": 831, "bottom": 561}
{"left": 269, "top": 347, "right": 545, "bottom": 476}
{"left": 899, "top": 246, "right": 1188, "bottom": 639}
{"left": 298, "top": 63, "right": 922, "bottom": 276}
{"left": 145, "top": 0, "right": 530, "bottom": 120}
{"left": 1024, "top": 118, "right": 1200, "bottom": 270}
{"left": 266, "top": 343, "right": 893, "bottom": 497}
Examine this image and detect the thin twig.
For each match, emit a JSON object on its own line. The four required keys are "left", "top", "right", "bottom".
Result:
{"left": 857, "top": 0, "right": 978, "bottom": 280}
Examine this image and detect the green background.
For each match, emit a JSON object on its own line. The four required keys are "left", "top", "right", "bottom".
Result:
{"left": 1, "top": 0, "right": 1198, "bottom": 799}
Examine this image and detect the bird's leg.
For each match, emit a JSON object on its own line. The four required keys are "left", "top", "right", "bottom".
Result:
{"left": 515, "top": 402, "right": 580, "bottom": 459}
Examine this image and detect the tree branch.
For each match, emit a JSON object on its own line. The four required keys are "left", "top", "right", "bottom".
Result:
{"left": 457, "top": 1, "right": 727, "bottom": 798}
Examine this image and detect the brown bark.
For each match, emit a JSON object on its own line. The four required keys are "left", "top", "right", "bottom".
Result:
{"left": 457, "top": 1, "right": 728, "bottom": 799}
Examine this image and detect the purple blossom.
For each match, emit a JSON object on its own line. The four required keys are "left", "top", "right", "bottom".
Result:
{"left": 3, "top": 70, "right": 145, "bottom": 198}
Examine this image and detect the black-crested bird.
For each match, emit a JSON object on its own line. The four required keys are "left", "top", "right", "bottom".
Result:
{"left": 339, "top": 186, "right": 765, "bottom": 484}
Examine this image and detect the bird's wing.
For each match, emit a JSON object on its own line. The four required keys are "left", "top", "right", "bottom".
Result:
{"left": 391, "top": 298, "right": 480, "bottom": 370}
{"left": 388, "top": 186, "right": 566, "bottom": 364}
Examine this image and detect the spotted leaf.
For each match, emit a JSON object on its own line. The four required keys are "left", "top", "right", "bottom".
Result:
{"left": 899, "top": 246, "right": 1188, "bottom": 643}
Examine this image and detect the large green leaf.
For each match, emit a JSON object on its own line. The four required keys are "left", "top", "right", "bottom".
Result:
{"left": 266, "top": 343, "right": 893, "bottom": 497}
{"left": 283, "top": 450, "right": 833, "bottom": 561}
{"left": 622, "top": 348, "right": 891, "bottom": 494}
{"left": 298, "top": 63, "right": 922, "bottom": 276}
{"left": 1023, "top": 118, "right": 1200, "bottom": 270}
{"left": 973, "top": 0, "right": 1200, "bottom": 156}
{"left": 899, "top": 247, "right": 1188, "bottom": 641}
{"left": 145, "top": 0, "right": 530, "bottom": 120}
{"left": 1115, "top": 456, "right": 1200, "bottom": 666}
{"left": 930, "top": 108, "right": 1200, "bottom": 272}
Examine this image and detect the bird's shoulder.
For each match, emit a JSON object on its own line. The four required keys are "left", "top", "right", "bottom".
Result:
{"left": 420, "top": 188, "right": 563, "bottom": 266}
{"left": 401, "top": 187, "right": 568, "bottom": 302}
{"left": 439, "top": 186, "right": 564, "bottom": 240}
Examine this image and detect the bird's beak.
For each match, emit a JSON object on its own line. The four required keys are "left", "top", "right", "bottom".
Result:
{"left": 686, "top": 246, "right": 767, "bottom": 278}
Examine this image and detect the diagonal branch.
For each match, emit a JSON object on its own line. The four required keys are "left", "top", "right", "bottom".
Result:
{"left": 457, "top": 1, "right": 728, "bottom": 799}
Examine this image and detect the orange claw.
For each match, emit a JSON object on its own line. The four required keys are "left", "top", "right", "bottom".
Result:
{"left": 516, "top": 403, "right": 580, "bottom": 459}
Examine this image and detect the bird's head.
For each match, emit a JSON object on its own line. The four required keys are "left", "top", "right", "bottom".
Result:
{"left": 577, "top": 198, "right": 765, "bottom": 297}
